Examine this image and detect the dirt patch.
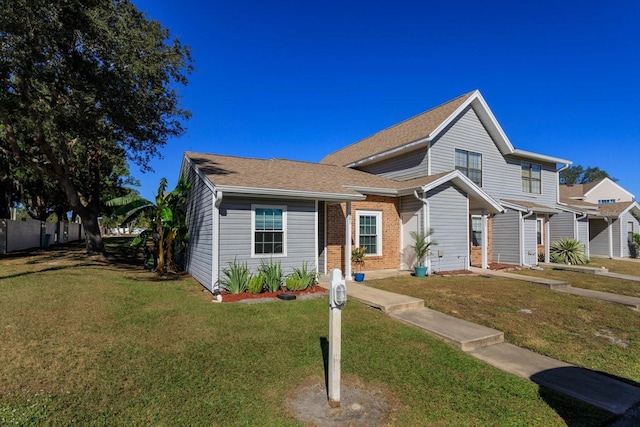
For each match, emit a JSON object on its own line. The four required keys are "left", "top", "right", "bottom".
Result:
{"left": 285, "top": 376, "right": 400, "bottom": 426}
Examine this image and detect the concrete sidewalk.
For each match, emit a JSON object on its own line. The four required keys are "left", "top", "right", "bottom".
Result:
{"left": 471, "top": 267, "right": 640, "bottom": 310}
{"left": 320, "top": 277, "right": 640, "bottom": 415}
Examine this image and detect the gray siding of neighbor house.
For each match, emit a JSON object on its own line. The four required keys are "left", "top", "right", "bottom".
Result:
{"left": 577, "top": 218, "right": 589, "bottom": 257}
{"left": 426, "top": 183, "right": 469, "bottom": 272}
{"left": 589, "top": 218, "right": 610, "bottom": 257}
{"left": 492, "top": 209, "right": 521, "bottom": 265}
{"left": 358, "top": 147, "right": 429, "bottom": 181}
{"left": 550, "top": 212, "right": 576, "bottom": 241}
{"left": 219, "top": 197, "right": 317, "bottom": 276}
{"left": 612, "top": 219, "right": 622, "bottom": 257}
{"left": 621, "top": 212, "right": 640, "bottom": 257}
{"left": 183, "top": 164, "right": 215, "bottom": 290}
{"left": 318, "top": 201, "right": 326, "bottom": 275}
{"left": 429, "top": 106, "right": 558, "bottom": 206}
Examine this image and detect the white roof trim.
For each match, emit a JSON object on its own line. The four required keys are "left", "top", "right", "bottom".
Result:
{"left": 214, "top": 185, "right": 366, "bottom": 201}
{"left": 510, "top": 149, "right": 572, "bottom": 166}
{"left": 182, "top": 154, "right": 216, "bottom": 192}
{"left": 422, "top": 170, "right": 504, "bottom": 214}
{"left": 343, "top": 186, "right": 399, "bottom": 196}
{"left": 584, "top": 178, "right": 635, "bottom": 200}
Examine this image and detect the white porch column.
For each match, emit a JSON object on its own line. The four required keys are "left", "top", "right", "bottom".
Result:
{"left": 345, "top": 201, "right": 352, "bottom": 280}
{"left": 606, "top": 218, "right": 613, "bottom": 258}
{"left": 481, "top": 209, "right": 488, "bottom": 269}
{"left": 545, "top": 215, "right": 551, "bottom": 263}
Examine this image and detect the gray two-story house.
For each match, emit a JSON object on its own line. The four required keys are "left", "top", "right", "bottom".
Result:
{"left": 181, "top": 90, "right": 571, "bottom": 292}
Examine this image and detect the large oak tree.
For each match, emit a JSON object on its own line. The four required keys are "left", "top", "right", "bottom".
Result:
{"left": 0, "top": 0, "right": 192, "bottom": 253}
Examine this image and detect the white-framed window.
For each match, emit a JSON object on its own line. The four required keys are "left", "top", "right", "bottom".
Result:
{"left": 252, "top": 205, "right": 286, "bottom": 256}
{"left": 455, "top": 148, "right": 482, "bottom": 186}
{"left": 598, "top": 199, "right": 616, "bottom": 204}
{"left": 471, "top": 216, "right": 482, "bottom": 247}
{"left": 536, "top": 217, "right": 544, "bottom": 245}
{"left": 356, "top": 210, "right": 382, "bottom": 256}
{"left": 628, "top": 222, "right": 634, "bottom": 243}
{"left": 522, "top": 162, "right": 542, "bottom": 194}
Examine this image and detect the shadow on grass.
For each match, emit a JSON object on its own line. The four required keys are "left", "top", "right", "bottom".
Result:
{"left": 532, "top": 366, "right": 640, "bottom": 426}
{"left": 320, "top": 337, "right": 329, "bottom": 397}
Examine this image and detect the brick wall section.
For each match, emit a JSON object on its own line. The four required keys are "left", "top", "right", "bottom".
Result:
{"left": 470, "top": 217, "right": 492, "bottom": 267}
{"left": 326, "top": 196, "right": 401, "bottom": 272}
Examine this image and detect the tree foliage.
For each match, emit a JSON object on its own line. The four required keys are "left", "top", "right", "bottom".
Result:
{"left": 0, "top": 0, "right": 192, "bottom": 252}
{"left": 107, "top": 176, "right": 192, "bottom": 275}
{"left": 559, "top": 165, "right": 617, "bottom": 185}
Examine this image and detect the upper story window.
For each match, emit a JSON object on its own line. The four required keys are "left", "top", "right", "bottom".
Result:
{"left": 356, "top": 210, "right": 382, "bottom": 256}
{"left": 521, "top": 162, "right": 542, "bottom": 194}
{"left": 455, "top": 149, "right": 482, "bottom": 186}
{"left": 598, "top": 199, "right": 616, "bottom": 204}
{"left": 252, "top": 205, "right": 286, "bottom": 256}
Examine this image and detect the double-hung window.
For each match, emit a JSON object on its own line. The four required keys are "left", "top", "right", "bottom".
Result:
{"left": 356, "top": 211, "right": 382, "bottom": 256}
{"left": 522, "top": 162, "right": 542, "bottom": 194}
{"left": 455, "top": 149, "right": 482, "bottom": 186}
{"left": 253, "top": 205, "right": 286, "bottom": 256}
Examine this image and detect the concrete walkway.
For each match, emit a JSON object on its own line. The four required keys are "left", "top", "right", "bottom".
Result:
{"left": 470, "top": 267, "right": 640, "bottom": 310}
{"left": 539, "top": 262, "right": 640, "bottom": 283}
{"left": 320, "top": 277, "right": 640, "bottom": 415}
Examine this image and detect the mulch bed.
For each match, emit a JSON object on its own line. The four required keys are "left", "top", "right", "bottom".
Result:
{"left": 217, "top": 286, "right": 327, "bottom": 303}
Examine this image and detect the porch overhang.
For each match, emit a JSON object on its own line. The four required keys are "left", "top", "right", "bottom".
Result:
{"left": 501, "top": 199, "right": 559, "bottom": 215}
{"left": 420, "top": 170, "right": 504, "bottom": 214}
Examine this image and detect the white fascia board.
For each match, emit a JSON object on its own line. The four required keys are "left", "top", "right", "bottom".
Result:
{"left": 422, "top": 170, "right": 504, "bottom": 214}
{"left": 346, "top": 137, "right": 430, "bottom": 168}
{"left": 556, "top": 203, "right": 586, "bottom": 215}
{"left": 619, "top": 202, "right": 640, "bottom": 218}
{"left": 214, "top": 185, "right": 366, "bottom": 202}
{"left": 184, "top": 155, "right": 216, "bottom": 193}
{"left": 500, "top": 200, "right": 529, "bottom": 213}
{"left": 584, "top": 178, "right": 635, "bottom": 200}
{"left": 343, "top": 186, "right": 399, "bottom": 196}
{"left": 510, "top": 149, "right": 572, "bottom": 166}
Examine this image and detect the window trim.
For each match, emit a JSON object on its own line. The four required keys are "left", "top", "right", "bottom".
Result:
{"left": 455, "top": 148, "right": 483, "bottom": 187}
{"left": 522, "top": 162, "right": 542, "bottom": 194}
{"left": 251, "top": 204, "right": 287, "bottom": 257}
{"left": 471, "top": 215, "right": 482, "bottom": 247}
{"left": 356, "top": 210, "right": 382, "bottom": 256}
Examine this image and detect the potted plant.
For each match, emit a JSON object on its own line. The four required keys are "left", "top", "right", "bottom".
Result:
{"left": 351, "top": 246, "right": 367, "bottom": 282}
{"left": 410, "top": 229, "right": 436, "bottom": 277}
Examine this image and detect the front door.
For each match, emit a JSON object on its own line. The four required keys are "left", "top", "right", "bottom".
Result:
{"left": 401, "top": 211, "right": 419, "bottom": 270}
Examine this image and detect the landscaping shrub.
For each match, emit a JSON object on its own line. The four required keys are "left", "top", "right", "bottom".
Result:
{"left": 284, "top": 275, "right": 305, "bottom": 291}
{"left": 248, "top": 274, "right": 264, "bottom": 294}
{"left": 220, "top": 259, "right": 250, "bottom": 294}
{"left": 291, "top": 262, "right": 316, "bottom": 289}
{"left": 550, "top": 238, "right": 588, "bottom": 265}
{"left": 259, "top": 259, "right": 282, "bottom": 292}
{"left": 630, "top": 233, "right": 640, "bottom": 258}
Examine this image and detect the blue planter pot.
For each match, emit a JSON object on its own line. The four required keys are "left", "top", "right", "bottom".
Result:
{"left": 354, "top": 273, "right": 365, "bottom": 282}
{"left": 414, "top": 266, "right": 428, "bottom": 277}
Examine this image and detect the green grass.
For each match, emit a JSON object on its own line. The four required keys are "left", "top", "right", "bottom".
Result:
{"left": 0, "top": 242, "right": 617, "bottom": 425}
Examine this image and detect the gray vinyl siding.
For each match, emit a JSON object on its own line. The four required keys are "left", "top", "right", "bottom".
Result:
{"left": 622, "top": 212, "right": 640, "bottom": 258}
{"left": 358, "top": 147, "right": 429, "bottom": 181}
{"left": 219, "top": 197, "right": 317, "bottom": 276}
{"left": 577, "top": 218, "right": 589, "bottom": 257}
{"left": 318, "top": 201, "right": 326, "bottom": 275}
{"left": 612, "top": 219, "right": 622, "bottom": 257}
{"left": 400, "top": 195, "right": 423, "bottom": 222}
{"left": 492, "top": 209, "right": 520, "bottom": 265}
{"left": 429, "top": 106, "right": 558, "bottom": 206}
{"left": 523, "top": 216, "right": 538, "bottom": 265}
{"left": 549, "top": 212, "right": 576, "bottom": 241}
{"left": 426, "top": 183, "right": 469, "bottom": 272}
{"left": 183, "top": 163, "right": 214, "bottom": 290}
{"left": 589, "top": 218, "right": 610, "bottom": 257}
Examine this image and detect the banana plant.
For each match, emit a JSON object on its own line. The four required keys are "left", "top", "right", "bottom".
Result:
{"left": 106, "top": 176, "right": 192, "bottom": 274}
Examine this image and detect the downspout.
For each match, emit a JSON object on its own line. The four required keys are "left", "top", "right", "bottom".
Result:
{"left": 521, "top": 210, "right": 535, "bottom": 266}
{"left": 345, "top": 201, "right": 352, "bottom": 280}
{"left": 212, "top": 190, "right": 223, "bottom": 293}
{"left": 414, "top": 190, "right": 431, "bottom": 274}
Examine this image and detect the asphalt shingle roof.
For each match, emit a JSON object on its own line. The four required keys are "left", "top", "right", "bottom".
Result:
{"left": 320, "top": 91, "right": 476, "bottom": 167}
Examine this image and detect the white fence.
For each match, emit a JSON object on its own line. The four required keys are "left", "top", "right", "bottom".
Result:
{"left": 0, "top": 219, "right": 85, "bottom": 255}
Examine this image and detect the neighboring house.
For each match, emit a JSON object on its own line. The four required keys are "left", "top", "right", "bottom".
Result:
{"left": 553, "top": 178, "right": 640, "bottom": 258}
{"left": 181, "top": 90, "right": 573, "bottom": 292}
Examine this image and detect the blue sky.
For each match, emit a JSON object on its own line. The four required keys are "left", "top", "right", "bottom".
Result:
{"left": 131, "top": 0, "right": 640, "bottom": 199}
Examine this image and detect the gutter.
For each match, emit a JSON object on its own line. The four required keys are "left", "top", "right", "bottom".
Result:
{"left": 212, "top": 190, "right": 223, "bottom": 293}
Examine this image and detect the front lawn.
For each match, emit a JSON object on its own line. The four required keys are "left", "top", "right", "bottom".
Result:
{"left": 0, "top": 243, "right": 613, "bottom": 425}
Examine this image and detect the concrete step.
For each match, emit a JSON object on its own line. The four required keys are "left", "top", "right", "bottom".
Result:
{"left": 391, "top": 308, "right": 504, "bottom": 352}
